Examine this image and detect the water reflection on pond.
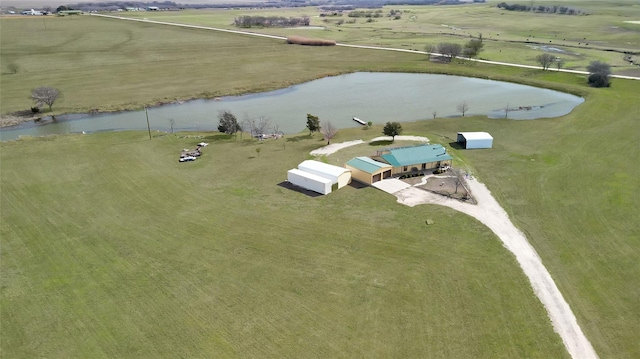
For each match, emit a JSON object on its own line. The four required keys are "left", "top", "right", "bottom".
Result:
{"left": 0, "top": 72, "right": 583, "bottom": 141}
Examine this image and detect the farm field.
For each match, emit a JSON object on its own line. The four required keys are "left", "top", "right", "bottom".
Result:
{"left": 113, "top": 0, "right": 640, "bottom": 75}
{"left": 1, "top": 1, "right": 640, "bottom": 358}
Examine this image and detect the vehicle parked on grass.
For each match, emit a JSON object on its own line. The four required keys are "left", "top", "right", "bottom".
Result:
{"left": 179, "top": 156, "right": 197, "bottom": 162}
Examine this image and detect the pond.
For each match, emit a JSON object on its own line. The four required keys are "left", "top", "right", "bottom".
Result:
{"left": 0, "top": 72, "right": 584, "bottom": 141}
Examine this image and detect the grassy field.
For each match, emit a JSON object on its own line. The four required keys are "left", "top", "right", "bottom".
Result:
{"left": 112, "top": 1, "right": 640, "bottom": 74}
{"left": 1, "top": 131, "right": 570, "bottom": 358}
{"left": 2, "top": 1, "right": 639, "bottom": 116}
{"left": 1, "top": 2, "right": 640, "bottom": 358}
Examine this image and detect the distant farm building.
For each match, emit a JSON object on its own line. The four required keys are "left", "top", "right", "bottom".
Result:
{"left": 287, "top": 160, "right": 352, "bottom": 195}
{"left": 346, "top": 157, "right": 392, "bottom": 185}
{"left": 374, "top": 144, "right": 453, "bottom": 176}
{"left": 457, "top": 132, "right": 493, "bottom": 149}
{"left": 57, "top": 10, "right": 83, "bottom": 16}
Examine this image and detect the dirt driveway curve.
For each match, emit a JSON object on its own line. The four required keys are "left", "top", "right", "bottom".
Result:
{"left": 312, "top": 138, "right": 598, "bottom": 359}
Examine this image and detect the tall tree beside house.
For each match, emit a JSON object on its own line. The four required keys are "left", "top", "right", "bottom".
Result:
{"left": 306, "top": 113, "right": 321, "bottom": 135}
{"left": 383, "top": 122, "right": 403, "bottom": 141}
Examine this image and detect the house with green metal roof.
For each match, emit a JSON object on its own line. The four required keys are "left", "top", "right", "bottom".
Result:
{"left": 345, "top": 157, "right": 392, "bottom": 185}
{"left": 375, "top": 144, "right": 452, "bottom": 176}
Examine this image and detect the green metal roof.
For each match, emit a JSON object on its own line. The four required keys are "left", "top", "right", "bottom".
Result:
{"left": 346, "top": 157, "right": 391, "bottom": 174}
{"left": 380, "top": 144, "right": 452, "bottom": 167}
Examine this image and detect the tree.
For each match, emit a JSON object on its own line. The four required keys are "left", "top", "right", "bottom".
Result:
{"left": 31, "top": 86, "right": 61, "bottom": 112}
{"left": 588, "top": 72, "right": 610, "bottom": 88}
{"left": 437, "top": 43, "right": 462, "bottom": 62}
{"left": 424, "top": 44, "right": 436, "bottom": 60}
{"left": 306, "top": 113, "right": 320, "bottom": 135}
{"left": 587, "top": 60, "right": 611, "bottom": 88}
{"left": 535, "top": 53, "right": 556, "bottom": 70}
{"left": 456, "top": 101, "right": 469, "bottom": 117}
{"left": 587, "top": 60, "right": 612, "bottom": 76}
{"left": 463, "top": 38, "right": 484, "bottom": 59}
{"left": 383, "top": 122, "right": 403, "bottom": 141}
{"left": 7, "top": 63, "right": 19, "bottom": 74}
{"left": 255, "top": 116, "right": 271, "bottom": 137}
{"left": 242, "top": 115, "right": 270, "bottom": 138}
{"left": 242, "top": 116, "right": 257, "bottom": 138}
{"left": 555, "top": 57, "right": 565, "bottom": 71}
{"left": 320, "top": 121, "right": 338, "bottom": 144}
{"left": 217, "top": 110, "right": 241, "bottom": 135}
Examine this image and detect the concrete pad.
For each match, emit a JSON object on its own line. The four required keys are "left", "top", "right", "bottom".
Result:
{"left": 371, "top": 178, "right": 411, "bottom": 194}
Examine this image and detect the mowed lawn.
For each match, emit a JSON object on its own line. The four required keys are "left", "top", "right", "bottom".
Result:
{"left": 1, "top": 132, "right": 568, "bottom": 358}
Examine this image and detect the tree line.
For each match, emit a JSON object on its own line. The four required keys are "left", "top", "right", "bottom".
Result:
{"left": 234, "top": 15, "right": 310, "bottom": 28}
{"left": 426, "top": 37, "right": 484, "bottom": 62}
{"left": 497, "top": 2, "right": 581, "bottom": 15}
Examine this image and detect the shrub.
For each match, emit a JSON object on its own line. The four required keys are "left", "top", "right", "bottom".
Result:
{"left": 286, "top": 36, "right": 336, "bottom": 46}
{"left": 31, "top": 106, "right": 40, "bottom": 113}
{"left": 588, "top": 72, "right": 610, "bottom": 88}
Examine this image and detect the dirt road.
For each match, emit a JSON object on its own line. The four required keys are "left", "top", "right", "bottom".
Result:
{"left": 312, "top": 140, "right": 599, "bottom": 359}
{"left": 395, "top": 180, "right": 598, "bottom": 359}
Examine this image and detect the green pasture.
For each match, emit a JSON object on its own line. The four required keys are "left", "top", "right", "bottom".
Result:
{"left": 1, "top": 3, "right": 640, "bottom": 358}
{"left": 112, "top": 1, "right": 640, "bottom": 74}
{"left": 0, "top": 14, "right": 434, "bottom": 116}
{"left": 1, "top": 131, "right": 569, "bottom": 358}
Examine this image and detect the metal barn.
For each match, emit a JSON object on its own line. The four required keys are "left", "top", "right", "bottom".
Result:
{"left": 298, "top": 160, "right": 352, "bottom": 189}
{"left": 287, "top": 169, "right": 333, "bottom": 195}
{"left": 457, "top": 132, "right": 493, "bottom": 149}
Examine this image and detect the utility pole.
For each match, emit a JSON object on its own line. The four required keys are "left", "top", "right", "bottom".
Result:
{"left": 145, "top": 107, "right": 151, "bottom": 140}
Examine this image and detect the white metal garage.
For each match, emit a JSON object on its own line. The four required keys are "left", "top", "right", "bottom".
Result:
{"left": 287, "top": 169, "right": 333, "bottom": 195}
{"left": 298, "top": 160, "right": 352, "bottom": 189}
{"left": 457, "top": 132, "right": 493, "bottom": 149}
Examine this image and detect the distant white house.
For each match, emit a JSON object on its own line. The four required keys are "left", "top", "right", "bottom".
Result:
{"left": 457, "top": 132, "right": 493, "bottom": 149}
{"left": 147, "top": 6, "right": 160, "bottom": 11}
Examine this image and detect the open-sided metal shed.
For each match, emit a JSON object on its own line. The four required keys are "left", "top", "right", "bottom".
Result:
{"left": 457, "top": 132, "right": 493, "bottom": 149}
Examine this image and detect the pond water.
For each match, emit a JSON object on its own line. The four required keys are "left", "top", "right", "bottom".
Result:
{"left": 0, "top": 72, "right": 584, "bottom": 141}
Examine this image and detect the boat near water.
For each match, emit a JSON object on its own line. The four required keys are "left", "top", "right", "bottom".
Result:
{"left": 352, "top": 117, "right": 366, "bottom": 125}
